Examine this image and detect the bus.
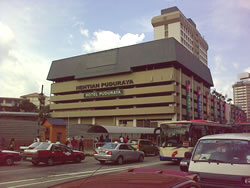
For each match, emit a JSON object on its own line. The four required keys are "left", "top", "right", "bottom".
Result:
{"left": 154, "top": 120, "right": 234, "bottom": 162}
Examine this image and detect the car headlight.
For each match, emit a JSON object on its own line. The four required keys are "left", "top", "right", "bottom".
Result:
{"left": 243, "top": 177, "right": 250, "bottom": 184}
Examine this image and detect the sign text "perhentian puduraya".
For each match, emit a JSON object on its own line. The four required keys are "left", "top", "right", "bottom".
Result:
{"left": 76, "top": 80, "right": 134, "bottom": 90}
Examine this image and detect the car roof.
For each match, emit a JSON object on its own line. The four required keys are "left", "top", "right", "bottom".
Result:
{"left": 50, "top": 168, "right": 193, "bottom": 188}
{"left": 199, "top": 133, "right": 250, "bottom": 141}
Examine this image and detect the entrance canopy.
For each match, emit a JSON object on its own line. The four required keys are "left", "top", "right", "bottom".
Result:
{"left": 87, "top": 125, "right": 155, "bottom": 134}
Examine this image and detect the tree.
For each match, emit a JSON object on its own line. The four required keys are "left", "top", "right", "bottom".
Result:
{"left": 19, "top": 99, "right": 38, "bottom": 112}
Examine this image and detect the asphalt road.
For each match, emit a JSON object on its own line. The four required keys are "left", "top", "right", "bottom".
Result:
{"left": 0, "top": 156, "right": 180, "bottom": 188}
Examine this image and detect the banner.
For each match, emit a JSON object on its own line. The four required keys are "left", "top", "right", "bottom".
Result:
{"left": 186, "top": 81, "right": 191, "bottom": 120}
{"left": 213, "top": 96, "right": 217, "bottom": 121}
{"left": 197, "top": 87, "right": 201, "bottom": 119}
{"left": 206, "top": 92, "right": 210, "bottom": 118}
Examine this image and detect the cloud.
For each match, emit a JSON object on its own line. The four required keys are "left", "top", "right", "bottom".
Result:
{"left": 244, "top": 67, "right": 250, "bottom": 73}
{"left": 232, "top": 63, "right": 239, "bottom": 69}
{"left": 213, "top": 55, "right": 227, "bottom": 74}
{"left": 80, "top": 29, "right": 88, "bottom": 37}
{"left": 83, "top": 30, "right": 145, "bottom": 53}
{"left": 212, "top": 77, "right": 234, "bottom": 99}
{"left": 0, "top": 22, "right": 51, "bottom": 97}
{"left": 239, "top": 0, "right": 250, "bottom": 10}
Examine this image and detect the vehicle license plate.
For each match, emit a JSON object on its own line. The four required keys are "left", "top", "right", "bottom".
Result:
{"left": 26, "top": 157, "right": 32, "bottom": 160}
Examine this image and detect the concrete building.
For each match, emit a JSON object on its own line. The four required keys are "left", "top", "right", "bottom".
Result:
{"left": 233, "top": 72, "right": 250, "bottom": 122}
{"left": 151, "top": 7, "right": 208, "bottom": 65}
{"left": 47, "top": 38, "right": 216, "bottom": 128}
{"left": 21, "top": 93, "right": 50, "bottom": 108}
{"left": 0, "top": 97, "right": 22, "bottom": 111}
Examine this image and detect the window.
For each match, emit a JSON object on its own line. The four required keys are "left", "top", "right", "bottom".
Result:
{"left": 119, "top": 144, "right": 129, "bottom": 150}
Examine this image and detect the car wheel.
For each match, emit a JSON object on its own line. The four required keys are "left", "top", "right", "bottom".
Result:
{"left": 99, "top": 160, "right": 105, "bottom": 164}
{"left": 75, "top": 156, "right": 81, "bottom": 163}
{"left": 116, "top": 156, "right": 123, "bottom": 165}
{"left": 32, "top": 160, "right": 39, "bottom": 166}
{"left": 138, "top": 155, "right": 144, "bottom": 162}
{"left": 47, "top": 158, "right": 54, "bottom": 166}
{"left": 5, "top": 157, "right": 14, "bottom": 166}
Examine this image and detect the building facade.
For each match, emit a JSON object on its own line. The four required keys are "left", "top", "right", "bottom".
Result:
{"left": 233, "top": 73, "right": 250, "bottom": 122}
{"left": 0, "top": 97, "right": 22, "bottom": 111}
{"left": 47, "top": 38, "right": 221, "bottom": 128}
{"left": 21, "top": 93, "right": 50, "bottom": 108}
{"left": 151, "top": 7, "right": 208, "bottom": 65}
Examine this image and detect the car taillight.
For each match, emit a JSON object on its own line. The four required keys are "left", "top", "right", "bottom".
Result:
{"left": 137, "top": 145, "right": 140, "bottom": 151}
{"left": 106, "top": 151, "right": 112, "bottom": 155}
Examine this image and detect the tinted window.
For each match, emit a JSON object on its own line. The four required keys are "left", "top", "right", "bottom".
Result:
{"left": 130, "top": 140, "right": 138, "bottom": 144}
{"left": 119, "top": 145, "right": 129, "bottom": 150}
{"left": 103, "top": 143, "right": 118, "bottom": 149}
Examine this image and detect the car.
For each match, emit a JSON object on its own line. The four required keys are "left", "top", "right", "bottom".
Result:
{"left": 23, "top": 142, "right": 85, "bottom": 166}
{"left": 19, "top": 142, "right": 42, "bottom": 152}
{"left": 0, "top": 149, "right": 22, "bottom": 165}
{"left": 49, "top": 168, "right": 200, "bottom": 188}
{"left": 182, "top": 133, "right": 250, "bottom": 188}
{"left": 94, "top": 142, "right": 144, "bottom": 164}
{"left": 128, "top": 139, "right": 159, "bottom": 156}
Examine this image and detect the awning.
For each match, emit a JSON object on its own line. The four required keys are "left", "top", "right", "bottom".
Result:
{"left": 87, "top": 125, "right": 155, "bottom": 134}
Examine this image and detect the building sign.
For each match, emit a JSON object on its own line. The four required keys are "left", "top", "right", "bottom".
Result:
{"left": 83, "top": 89, "right": 124, "bottom": 98}
{"left": 206, "top": 92, "right": 210, "bottom": 118}
{"left": 186, "top": 81, "right": 191, "bottom": 120}
{"left": 76, "top": 80, "right": 134, "bottom": 90}
{"left": 197, "top": 87, "right": 201, "bottom": 119}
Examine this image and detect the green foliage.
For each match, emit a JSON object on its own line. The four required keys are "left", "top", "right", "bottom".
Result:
{"left": 19, "top": 99, "right": 38, "bottom": 112}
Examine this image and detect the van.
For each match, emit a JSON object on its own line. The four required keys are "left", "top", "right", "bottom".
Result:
{"left": 183, "top": 133, "right": 250, "bottom": 188}
{"left": 129, "top": 139, "right": 159, "bottom": 156}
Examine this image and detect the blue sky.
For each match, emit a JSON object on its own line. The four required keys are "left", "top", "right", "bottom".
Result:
{"left": 0, "top": 0, "right": 249, "bottom": 101}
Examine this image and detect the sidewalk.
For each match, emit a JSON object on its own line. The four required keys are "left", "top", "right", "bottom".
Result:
{"left": 85, "top": 149, "right": 94, "bottom": 156}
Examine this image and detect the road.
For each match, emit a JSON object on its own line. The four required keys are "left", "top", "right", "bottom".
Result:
{"left": 0, "top": 156, "right": 180, "bottom": 188}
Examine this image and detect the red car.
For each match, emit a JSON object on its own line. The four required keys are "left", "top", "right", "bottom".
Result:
{"left": 0, "top": 149, "right": 22, "bottom": 165}
{"left": 50, "top": 168, "right": 200, "bottom": 188}
{"left": 23, "top": 142, "right": 85, "bottom": 166}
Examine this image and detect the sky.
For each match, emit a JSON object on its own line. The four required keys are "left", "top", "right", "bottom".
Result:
{"left": 0, "top": 0, "right": 250, "bottom": 100}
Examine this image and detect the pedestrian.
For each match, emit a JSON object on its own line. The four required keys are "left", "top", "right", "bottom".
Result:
{"left": 100, "top": 135, "right": 104, "bottom": 143}
{"left": 126, "top": 136, "right": 130, "bottom": 142}
{"left": 66, "top": 138, "right": 72, "bottom": 150}
{"left": 8, "top": 138, "right": 15, "bottom": 151}
{"left": 71, "top": 137, "right": 77, "bottom": 150}
{"left": 105, "top": 135, "right": 110, "bottom": 143}
{"left": 79, "top": 136, "right": 84, "bottom": 151}
{"left": 123, "top": 136, "right": 128, "bottom": 143}
{"left": 119, "top": 136, "right": 124, "bottom": 143}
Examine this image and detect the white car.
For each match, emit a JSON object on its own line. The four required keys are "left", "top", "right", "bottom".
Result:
{"left": 19, "top": 142, "right": 42, "bottom": 152}
{"left": 183, "top": 133, "right": 250, "bottom": 188}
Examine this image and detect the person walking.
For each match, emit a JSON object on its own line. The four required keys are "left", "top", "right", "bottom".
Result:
{"left": 71, "top": 137, "right": 77, "bottom": 150}
{"left": 8, "top": 138, "right": 15, "bottom": 151}
{"left": 119, "top": 136, "right": 124, "bottom": 143}
{"left": 79, "top": 136, "right": 84, "bottom": 152}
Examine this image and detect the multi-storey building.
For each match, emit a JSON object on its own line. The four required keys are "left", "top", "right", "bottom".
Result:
{"left": 0, "top": 97, "right": 22, "bottom": 111}
{"left": 151, "top": 7, "right": 208, "bottom": 65}
{"left": 47, "top": 38, "right": 216, "bottom": 128}
{"left": 233, "top": 73, "right": 250, "bottom": 122}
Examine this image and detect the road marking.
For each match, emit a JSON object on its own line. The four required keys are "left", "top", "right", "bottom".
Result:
{"left": 2, "top": 161, "right": 164, "bottom": 187}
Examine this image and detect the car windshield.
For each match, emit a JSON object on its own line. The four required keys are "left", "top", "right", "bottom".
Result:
{"left": 162, "top": 124, "right": 190, "bottom": 147}
{"left": 35, "top": 143, "right": 51, "bottom": 150}
{"left": 102, "top": 143, "right": 118, "bottom": 149}
{"left": 193, "top": 139, "right": 250, "bottom": 164}
{"left": 29, "top": 142, "right": 41, "bottom": 148}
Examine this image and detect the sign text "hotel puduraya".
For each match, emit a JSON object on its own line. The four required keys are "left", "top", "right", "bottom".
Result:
{"left": 76, "top": 80, "right": 134, "bottom": 90}
{"left": 84, "top": 90, "right": 124, "bottom": 98}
